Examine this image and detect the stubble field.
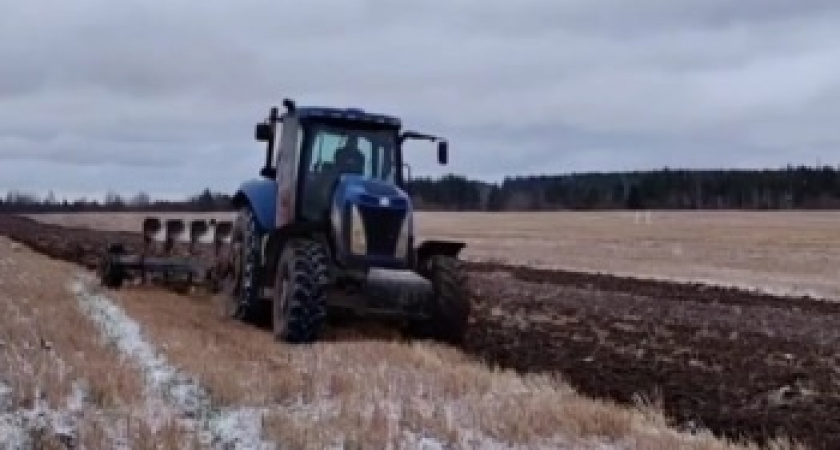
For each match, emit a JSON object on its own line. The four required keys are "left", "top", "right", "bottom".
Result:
{"left": 2, "top": 210, "right": 839, "bottom": 449}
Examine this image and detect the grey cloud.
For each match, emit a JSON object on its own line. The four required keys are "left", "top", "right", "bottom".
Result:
{"left": 1, "top": 0, "right": 840, "bottom": 198}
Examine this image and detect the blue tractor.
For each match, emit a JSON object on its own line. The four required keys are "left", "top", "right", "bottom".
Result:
{"left": 219, "top": 98, "right": 470, "bottom": 344}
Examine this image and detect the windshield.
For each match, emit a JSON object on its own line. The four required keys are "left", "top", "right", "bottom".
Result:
{"left": 298, "top": 120, "right": 399, "bottom": 221}
{"left": 303, "top": 122, "right": 397, "bottom": 182}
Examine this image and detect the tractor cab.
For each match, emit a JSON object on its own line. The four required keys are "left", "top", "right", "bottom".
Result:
{"left": 228, "top": 98, "right": 468, "bottom": 345}
{"left": 252, "top": 100, "right": 447, "bottom": 270}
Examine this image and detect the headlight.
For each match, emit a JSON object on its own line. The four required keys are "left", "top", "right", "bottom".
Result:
{"left": 395, "top": 215, "right": 410, "bottom": 258}
{"left": 350, "top": 205, "right": 366, "bottom": 255}
{"left": 330, "top": 202, "right": 341, "bottom": 236}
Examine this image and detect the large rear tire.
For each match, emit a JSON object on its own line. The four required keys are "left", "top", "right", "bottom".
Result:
{"left": 414, "top": 255, "right": 470, "bottom": 345}
{"left": 223, "top": 206, "right": 265, "bottom": 321}
{"left": 273, "top": 239, "right": 330, "bottom": 343}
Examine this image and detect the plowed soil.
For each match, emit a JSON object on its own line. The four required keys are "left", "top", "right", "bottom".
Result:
{"left": 1, "top": 214, "right": 838, "bottom": 449}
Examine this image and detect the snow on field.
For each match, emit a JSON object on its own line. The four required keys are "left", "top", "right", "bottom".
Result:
{"left": 67, "top": 276, "right": 580, "bottom": 449}
{"left": 68, "top": 275, "right": 632, "bottom": 450}
{"left": 0, "top": 234, "right": 765, "bottom": 449}
{"left": 0, "top": 380, "right": 87, "bottom": 450}
{"left": 70, "top": 275, "right": 275, "bottom": 450}
{"left": 0, "top": 290, "right": 89, "bottom": 449}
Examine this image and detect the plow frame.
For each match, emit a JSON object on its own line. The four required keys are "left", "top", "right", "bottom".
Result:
{"left": 98, "top": 216, "right": 234, "bottom": 292}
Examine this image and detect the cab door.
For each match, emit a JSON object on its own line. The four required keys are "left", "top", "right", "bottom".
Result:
{"left": 275, "top": 115, "right": 302, "bottom": 229}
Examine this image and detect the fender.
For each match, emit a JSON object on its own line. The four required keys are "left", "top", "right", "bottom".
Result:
{"left": 232, "top": 178, "right": 277, "bottom": 231}
{"left": 415, "top": 240, "right": 466, "bottom": 263}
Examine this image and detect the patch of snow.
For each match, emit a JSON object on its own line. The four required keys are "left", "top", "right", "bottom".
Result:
{"left": 70, "top": 275, "right": 277, "bottom": 450}
{"left": 0, "top": 381, "right": 88, "bottom": 450}
{"left": 0, "top": 413, "right": 28, "bottom": 450}
{"left": 0, "top": 382, "right": 11, "bottom": 413}
{"left": 51, "top": 381, "right": 88, "bottom": 445}
{"left": 208, "top": 407, "right": 274, "bottom": 449}
{"left": 0, "top": 292, "right": 90, "bottom": 449}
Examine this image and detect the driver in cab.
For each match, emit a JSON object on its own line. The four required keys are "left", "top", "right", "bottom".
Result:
{"left": 333, "top": 136, "right": 365, "bottom": 176}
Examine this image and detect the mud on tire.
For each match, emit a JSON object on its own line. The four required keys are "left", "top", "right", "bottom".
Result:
{"left": 227, "top": 206, "right": 264, "bottom": 321}
{"left": 414, "top": 255, "right": 471, "bottom": 345}
{"left": 273, "top": 239, "right": 330, "bottom": 343}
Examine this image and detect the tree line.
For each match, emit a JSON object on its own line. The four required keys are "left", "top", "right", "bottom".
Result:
{"left": 407, "top": 165, "right": 840, "bottom": 211}
{"left": 0, "top": 188, "right": 233, "bottom": 213}
{"left": 2, "top": 165, "right": 840, "bottom": 213}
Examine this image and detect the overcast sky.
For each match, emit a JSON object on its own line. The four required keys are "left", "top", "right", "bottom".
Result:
{"left": 2, "top": 0, "right": 840, "bottom": 199}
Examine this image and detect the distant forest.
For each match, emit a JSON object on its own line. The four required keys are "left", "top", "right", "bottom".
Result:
{"left": 2, "top": 165, "right": 840, "bottom": 213}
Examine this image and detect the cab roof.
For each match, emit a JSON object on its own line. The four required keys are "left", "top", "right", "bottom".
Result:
{"left": 289, "top": 106, "right": 401, "bottom": 128}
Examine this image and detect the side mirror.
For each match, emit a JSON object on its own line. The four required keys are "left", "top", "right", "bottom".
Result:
{"left": 437, "top": 141, "right": 448, "bottom": 165}
{"left": 254, "top": 123, "right": 272, "bottom": 142}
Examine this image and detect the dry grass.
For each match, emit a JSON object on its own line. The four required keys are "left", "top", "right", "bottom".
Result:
{"left": 106, "top": 285, "right": 803, "bottom": 449}
{"left": 0, "top": 237, "right": 198, "bottom": 448}
{"left": 0, "top": 237, "right": 142, "bottom": 409}
{"left": 415, "top": 210, "right": 840, "bottom": 300}
{"left": 28, "top": 210, "right": 840, "bottom": 300}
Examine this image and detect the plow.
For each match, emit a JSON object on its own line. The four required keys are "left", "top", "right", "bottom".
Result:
{"left": 98, "top": 97, "right": 471, "bottom": 345}
{"left": 99, "top": 216, "right": 234, "bottom": 292}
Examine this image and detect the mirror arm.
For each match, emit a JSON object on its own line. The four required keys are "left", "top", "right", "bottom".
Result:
{"left": 399, "top": 130, "right": 449, "bottom": 165}
{"left": 399, "top": 131, "right": 440, "bottom": 144}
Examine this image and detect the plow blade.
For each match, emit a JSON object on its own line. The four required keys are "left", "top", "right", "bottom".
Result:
{"left": 164, "top": 219, "right": 186, "bottom": 253}
{"left": 142, "top": 217, "right": 164, "bottom": 244}
{"left": 189, "top": 219, "right": 209, "bottom": 253}
{"left": 212, "top": 220, "right": 233, "bottom": 243}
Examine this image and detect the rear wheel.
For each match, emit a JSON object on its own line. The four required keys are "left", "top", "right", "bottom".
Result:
{"left": 223, "top": 206, "right": 265, "bottom": 321}
{"left": 413, "top": 255, "right": 470, "bottom": 345}
{"left": 273, "top": 239, "right": 330, "bottom": 343}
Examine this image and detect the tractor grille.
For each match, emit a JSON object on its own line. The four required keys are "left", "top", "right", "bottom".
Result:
{"left": 358, "top": 205, "right": 405, "bottom": 257}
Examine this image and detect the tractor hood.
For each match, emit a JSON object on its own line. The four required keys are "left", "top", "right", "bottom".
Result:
{"left": 334, "top": 174, "right": 411, "bottom": 209}
{"left": 330, "top": 174, "right": 414, "bottom": 269}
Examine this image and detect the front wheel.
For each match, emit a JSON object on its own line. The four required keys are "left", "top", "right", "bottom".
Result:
{"left": 273, "top": 239, "right": 330, "bottom": 343}
{"left": 412, "top": 255, "right": 471, "bottom": 345}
